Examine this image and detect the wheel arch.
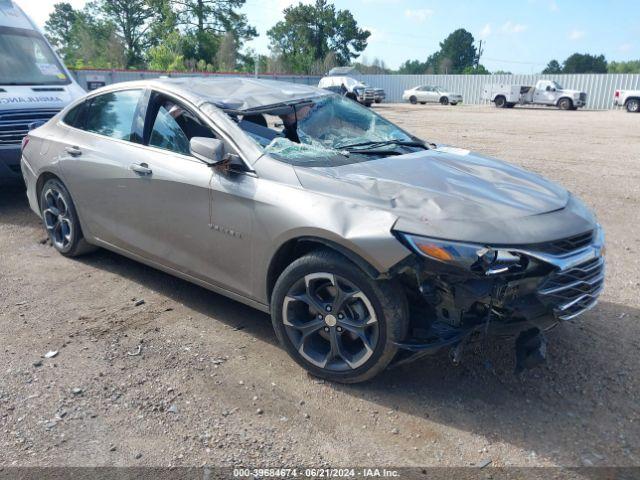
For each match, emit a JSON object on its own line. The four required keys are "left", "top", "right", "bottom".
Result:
{"left": 557, "top": 96, "right": 574, "bottom": 107}
{"left": 266, "top": 236, "right": 382, "bottom": 303}
{"left": 36, "top": 171, "right": 63, "bottom": 201}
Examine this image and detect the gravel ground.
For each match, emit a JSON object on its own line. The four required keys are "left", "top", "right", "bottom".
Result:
{"left": 1, "top": 104, "right": 639, "bottom": 469}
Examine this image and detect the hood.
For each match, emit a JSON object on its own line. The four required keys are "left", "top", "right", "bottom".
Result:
{"left": 293, "top": 146, "right": 596, "bottom": 244}
{"left": 559, "top": 89, "right": 585, "bottom": 96}
{"left": 0, "top": 84, "right": 84, "bottom": 110}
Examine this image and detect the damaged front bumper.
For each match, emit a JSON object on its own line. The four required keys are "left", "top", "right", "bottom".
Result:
{"left": 390, "top": 226, "right": 605, "bottom": 370}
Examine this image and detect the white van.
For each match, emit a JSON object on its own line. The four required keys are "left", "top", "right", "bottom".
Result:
{"left": 0, "top": 0, "right": 85, "bottom": 185}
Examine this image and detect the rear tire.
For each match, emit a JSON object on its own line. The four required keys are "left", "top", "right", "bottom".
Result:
{"left": 419, "top": 102, "right": 426, "bottom": 105}
{"left": 626, "top": 98, "right": 640, "bottom": 113}
{"left": 440, "top": 96, "right": 449, "bottom": 105}
{"left": 271, "top": 249, "right": 409, "bottom": 384}
{"left": 558, "top": 98, "right": 573, "bottom": 110}
{"left": 39, "top": 178, "right": 96, "bottom": 257}
{"left": 409, "top": 96, "right": 417, "bottom": 105}
{"left": 494, "top": 96, "right": 506, "bottom": 108}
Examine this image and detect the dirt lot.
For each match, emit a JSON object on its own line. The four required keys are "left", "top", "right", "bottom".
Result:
{"left": 1, "top": 104, "right": 639, "bottom": 469}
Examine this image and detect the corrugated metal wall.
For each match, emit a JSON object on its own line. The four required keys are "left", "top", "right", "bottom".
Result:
{"left": 357, "top": 73, "right": 640, "bottom": 109}
{"left": 71, "top": 70, "right": 640, "bottom": 110}
{"left": 71, "top": 69, "right": 322, "bottom": 89}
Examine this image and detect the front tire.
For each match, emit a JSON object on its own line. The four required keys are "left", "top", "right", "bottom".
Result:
{"left": 626, "top": 98, "right": 640, "bottom": 113}
{"left": 39, "top": 178, "right": 95, "bottom": 257}
{"left": 271, "top": 250, "right": 409, "bottom": 383}
{"left": 558, "top": 98, "right": 573, "bottom": 110}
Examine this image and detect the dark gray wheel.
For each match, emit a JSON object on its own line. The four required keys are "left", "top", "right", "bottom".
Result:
{"left": 409, "top": 95, "right": 417, "bottom": 105}
{"left": 558, "top": 98, "right": 573, "bottom": 110}
{"left": 440, "top": 96, "right": 449, "bottom": 105}
{"left": 40, "top": 178, "right": 95, "bottom": 257}
{"left": 626, "top": 98, "right": 640, "bottom": 113}
{"left": 419, "top": 102, "right": 426, "bottom": 105}
{"left": 271, "top": 250, "right": 408, "bottom": 383}
{"left": 494, "top": 96, "right": 506, "bottom": 108}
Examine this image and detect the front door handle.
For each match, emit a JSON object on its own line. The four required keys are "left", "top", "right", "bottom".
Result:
{"left": 130, "top": 163, "right": 152, "bottom": 175}
{"left": 65, "top": 146, "right": 82, "bottom": 157}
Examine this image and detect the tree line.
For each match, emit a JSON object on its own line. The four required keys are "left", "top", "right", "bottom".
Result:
{"left": 44, "top": 0, "right": 640, "bottom": 75}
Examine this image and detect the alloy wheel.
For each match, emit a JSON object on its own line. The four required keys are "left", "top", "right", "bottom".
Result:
{"left": 282, "top": 272, "right": 379, "bottom": 372}
{"left": 42, "top": 187, "right": 73, "bottom": 250}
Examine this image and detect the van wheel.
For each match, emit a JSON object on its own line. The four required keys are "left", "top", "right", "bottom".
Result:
{"left": 409, "top": 96, "right": 417, "bottom": 104}
{"left": 626, "top": 98, "right": 640, "bottom": 113}
{"left": 440, "top": 96, "right": 449, "bottom": 105}
{"left": 494, "top": 96, "right": 506, "bottom": 108}
{"left": 39, "top": 178, "right": 96, "bottom": 257}
{"left": 558, "top": 98, "right": 573, "bottom": 110}
{"left": 271, "top": 250, "right": 409, "bottom": 383}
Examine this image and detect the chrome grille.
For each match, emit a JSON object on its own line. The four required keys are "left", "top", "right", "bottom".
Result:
{"left": 538, "top": 256, "right": 605, "bottom": 320}
{"left": 526, "top": 230, "right": 594, "bottom": 256}
{"left": 0, "top": 108, "right": 60, "bottom": 145}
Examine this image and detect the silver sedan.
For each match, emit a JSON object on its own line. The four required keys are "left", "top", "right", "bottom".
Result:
{"left": 21, "top": 78, "right": 603, "bottom": 382}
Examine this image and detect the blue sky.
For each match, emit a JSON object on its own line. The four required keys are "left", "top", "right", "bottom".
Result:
{"left": 17, "top": 0, "right": 640, "bottom": 72}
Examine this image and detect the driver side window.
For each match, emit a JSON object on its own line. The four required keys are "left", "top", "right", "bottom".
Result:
{"left": 147, "top": 94, "right": 218, "bottom": 157}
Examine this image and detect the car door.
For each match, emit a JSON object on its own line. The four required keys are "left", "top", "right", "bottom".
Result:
{"left": 118, "top": 90, "right": 257, "bottom": 297}
{"left": 424, "top": 86, "right": 438, "bottom": 103}
{"left": 58, "top": 88, "right": 150, "bottom": 246}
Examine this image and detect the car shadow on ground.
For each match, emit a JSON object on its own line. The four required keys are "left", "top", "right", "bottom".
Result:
{"left": 72, "top": 244, "right": 640, "bottom": 467}
{"left": 2, "top": 187, "right": 638, "bottom": 466}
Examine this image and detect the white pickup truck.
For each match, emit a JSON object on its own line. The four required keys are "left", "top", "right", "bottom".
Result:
{"left": 613, "top": 89, "right": 640, "bottom": 113}
{"left": 482, "top": 80, "right": 587, "bottom": 110}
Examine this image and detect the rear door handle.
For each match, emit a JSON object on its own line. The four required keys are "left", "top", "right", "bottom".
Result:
{"left": 130, "top": 163, "right": 152, "bottom": 175}
{"left": 65, "top": 146, "right": 82, "bottom": 157}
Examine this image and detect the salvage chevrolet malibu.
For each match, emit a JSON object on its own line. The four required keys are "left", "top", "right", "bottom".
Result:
{"left": 21, "top": 78, "right": 605, "bottom": 383}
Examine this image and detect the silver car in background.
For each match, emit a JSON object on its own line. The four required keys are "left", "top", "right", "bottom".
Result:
{"left": 21, "top": 78, "right": 604, "bottom": 383}
{"left": 402, "top": 85, "right": 463, "bottom": 105}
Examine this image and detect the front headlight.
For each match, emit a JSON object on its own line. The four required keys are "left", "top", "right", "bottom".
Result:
{"left": 399, "top": 233, "right": 524, "bottom": 275}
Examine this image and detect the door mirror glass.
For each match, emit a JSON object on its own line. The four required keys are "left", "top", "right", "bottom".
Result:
{"left": 190, "top": 137, "right": 224, "bottom": 164}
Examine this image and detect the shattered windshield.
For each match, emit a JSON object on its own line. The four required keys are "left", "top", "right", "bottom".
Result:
{"left": 238, "top": 95, "right": 423, "bottom": 166}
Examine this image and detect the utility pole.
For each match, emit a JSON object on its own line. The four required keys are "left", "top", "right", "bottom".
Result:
{"left": 476, "top": 40, "right": 484, "bottom": 70}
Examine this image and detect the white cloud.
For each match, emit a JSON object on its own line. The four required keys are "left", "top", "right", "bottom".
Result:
{"left": 501, "top": 21, "right": 527, "bottom": 34}
{"left": 618, "top": 43, "right": 633, "bottom": 53}
{"left": 549, "top": 0, "right": 559, "bottom": 12}
{"left": 568, "top": 29, "right": 585, "bottom": 40}
{"left": 363, "top": 26, "right": 387, "bottom": 44}
{"left": 404, "top": 8, "right": 434, "bottom": 23}
{"left": 479, "top": 23, "right": 491, "bottom": 40}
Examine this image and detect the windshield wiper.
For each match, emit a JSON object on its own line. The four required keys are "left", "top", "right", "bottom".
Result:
{"left": 336, "top": 139, "right": 427, "bottom": 150}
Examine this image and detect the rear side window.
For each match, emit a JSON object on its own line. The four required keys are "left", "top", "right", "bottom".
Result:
{"left": 63, "top": 102, "right": 86, "bottom": 128}
{"left": 85, "top": 90, "right": 144, "bottom": 141}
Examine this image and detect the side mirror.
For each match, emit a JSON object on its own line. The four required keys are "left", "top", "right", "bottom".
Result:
{"left": 190, "top": 137, "right": 224, "bottom": 165}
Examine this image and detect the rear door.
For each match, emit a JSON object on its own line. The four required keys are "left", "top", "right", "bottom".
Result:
{"left": 58, "top": 88, "right": 149, "bottom": 245}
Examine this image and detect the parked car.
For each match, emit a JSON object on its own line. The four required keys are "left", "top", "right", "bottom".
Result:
{"left": 0, "top": 0, "right": 85, "bottom": 186}
{"left": 318, "top": 75, "right": 383, "bottom": 107}
{"left": 614, "top": 89, "right": 640, "bottom": 113}
{"left": 22, "top": 78, "right": 605, "bottom": 383}
{"left": 483, "top": 80, "right": 587, "bottom": 110}
{"left": 402, "top": 86, "right": 462, "bottom": 105}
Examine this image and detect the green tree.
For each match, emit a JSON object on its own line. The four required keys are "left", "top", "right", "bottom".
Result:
{"left": 542, "top": 59, "right": 562, "bottom": 74}
{"left": 562, "top": 53, "right": 607, "bottom": 73}
{"left": 425, "top": 29, "right": 477, "bottom": 74}
{"left": 608, "top": 60, "right": 640, "bottom": 73}
{"left": 215, "top": 31, "right": 237, "bottom": 71}
{"left": 99, "top": 0, "right": 156, "bottom": 68}
{"left": 44, "top": 3, "right": 78, "bottom": 53}
{"left": 172, "top": 0, "right": 257, "bottom": 63}
{"left": 397, "top": 59, "right": 427, "bottom": 74}
{"left": 148, "top": 31, "right": 186, "bottom": 71}
{"left": 45, "top": 2, "right": 126, "bottom": 68}
{"left": 267, "top": 0, "right": 370, "bottom": 74}
{"left": 462, "top": 64, "right": 489, "bottom": 74}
